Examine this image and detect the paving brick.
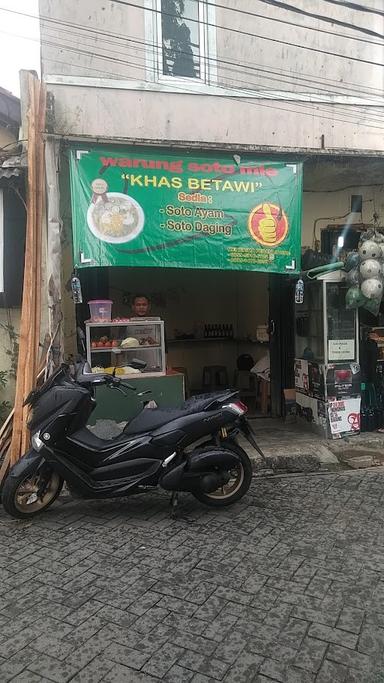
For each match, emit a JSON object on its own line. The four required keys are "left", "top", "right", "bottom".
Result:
{"left": 69, "top": 656, "right": 114, "bottom": 683}
{"left": 0, "top": 647, "right": 38, "bottom": 683}
{"left": 308, "top": 623, "right": 358, "bottom": 649}
{"left": 264, "top": 602, "right": 292, "bottom": 629}
{"left": 163, "top": 612, "right": 208, "bottom": 636}
{"left": 265, "top": 642, "right": 298, "bottom": 663}
{"left": 142, "top": 642, "right": 185, "bottom": 678}
{"left": 259, "top": 658, "right": 286, "bottom": 682}
{"left": 155, "top": 595, "right": 197, "bottom": 617}
{"left": 30, "top": 635, "right": 76, "bottom": 661}
{"left": 103, "top": 641, "right": 151, "bottom": 669}
{"left": 214, "top": 631, "right": 247, "bottom": 664}
{"left": 127, "top": 590, "right": 162, "bottom": 616}
{"left": 0, "top": 627, "right": 43, "bottom": 658}
{"left": 223, "top": 651, "right": 262, "bottom": 682}
{"left": 212, "top": 586, "right": 253, "bottom": 606}
{"left": 335, "top": 605, "right": 365, "bottom": 635}
{"left": 171, "top": 631, "right": 216, "bottom": 656}
{"left": 164, "top": 664, "right": 194, "bottom": 682}
{"left": 28, "top": 654, "right": 80, "bottom": 683}
{"left": 104, "top": 664, "right": 159, "bottom": 682}
{"left": 203, "top": 612, "right": 239, "bottom": 642}
{"left": 8, "top": 674, "right": 52, "bottom": 683}
{"left": 294, "top": 636, "right": 328, "bottom": 673}
{"left": 177, "top": 650, "right": 229, "bottom": 679}
{"left": 285, "top": 666, "right": 316, "bottom": 683}
{"left": 95, "top": 604, "right": 137, "bottom": 628}
{"left": 278, "top": 617, "right": 309, "bottom": 648}
{"left": 1, "top": 468, "right": 384, "bottom": 681}
{"left": 194, "top": 597, "right": 227, "bottom": 622}
{"left": 64, "top": 615, "right": 105, "bottom": 646}
{"left": 327, "top": 643, "right": 372, "bottom": 672}
{"left": 185, "top": 582, "right": 217, "bottom": 606}
{"left": 64, "top": 600, "right": 103, "bottom": 626}
{"left": 316, "top": 659, "right": 348, "bottom": 683}
{"left": 358, "top": 624, "right": 384, "bottom": 655}
{"left": 131, "top": 606, "right": 170, "bottom": 633}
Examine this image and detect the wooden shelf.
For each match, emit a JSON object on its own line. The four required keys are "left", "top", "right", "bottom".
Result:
{"left": 168, "top": 338, "right": 269, "bottom": 346}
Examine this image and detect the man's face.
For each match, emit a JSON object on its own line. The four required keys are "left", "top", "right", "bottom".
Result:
{"left": 132, "top": 297, "right": 150, "bottom": 317}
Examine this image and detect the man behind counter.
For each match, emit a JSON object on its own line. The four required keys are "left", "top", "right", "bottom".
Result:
{"left": 130, "top": 294, "right": 167, "bottom": 364}
{"left": 131, "top": 294, "right": 151, "bottom": 318}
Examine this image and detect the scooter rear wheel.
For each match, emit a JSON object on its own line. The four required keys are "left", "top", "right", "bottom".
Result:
{"left": 2, "top": 463, "right": 63, "bottom": 519}
{"left": 193, "top": 443, "right": 252, "bottom": 508}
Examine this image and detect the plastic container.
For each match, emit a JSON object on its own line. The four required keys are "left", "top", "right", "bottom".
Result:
{"left": 88, "top": 300, "right": 112, "bottom": 322}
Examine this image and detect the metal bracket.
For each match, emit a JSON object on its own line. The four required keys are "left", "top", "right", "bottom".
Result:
{"left": 76, "top": 150, "right": 89, "bottom": 160}
{"left": 285, "top": 259, "right": 296, "bottom": 271}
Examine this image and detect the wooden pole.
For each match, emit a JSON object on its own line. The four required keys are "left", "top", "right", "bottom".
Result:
{"left": 8, "top": 75, "right": 46, "bottom": 467}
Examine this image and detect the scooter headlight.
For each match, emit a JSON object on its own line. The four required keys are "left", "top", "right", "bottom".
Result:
{"left": 32, "top": 432, "right": 44, "bottom": 452}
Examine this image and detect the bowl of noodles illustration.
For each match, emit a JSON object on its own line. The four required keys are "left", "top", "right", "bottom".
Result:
{"left": 87, "top": 192, "right": 145, "bottom": 244}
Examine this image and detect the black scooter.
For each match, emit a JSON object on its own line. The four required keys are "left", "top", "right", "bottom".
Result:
{"left": 2, "top": 361, "right": 262, "bottom": 519}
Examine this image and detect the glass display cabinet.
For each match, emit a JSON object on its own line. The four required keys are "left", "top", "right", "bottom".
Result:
{"left": 86, "top": 320, "right": 166, "bottom": 377}
{"left": 295, "top": 270, "right": 358, "bottom": 366}
{"left": 294, "top": 270, "right": 360, "bottom": 438}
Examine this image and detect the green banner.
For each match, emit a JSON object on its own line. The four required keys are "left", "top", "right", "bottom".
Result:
{"left": 70, "top": 148, "right": 302, "bottom": 273}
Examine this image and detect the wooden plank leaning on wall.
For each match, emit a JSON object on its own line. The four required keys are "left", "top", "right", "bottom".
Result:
{"left": 0, "top": 74, "right": 47, "bottom": 482}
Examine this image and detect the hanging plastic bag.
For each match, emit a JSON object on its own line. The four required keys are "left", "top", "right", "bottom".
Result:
{"left": 346, "top": 286, "right": 365, "bottom": 309}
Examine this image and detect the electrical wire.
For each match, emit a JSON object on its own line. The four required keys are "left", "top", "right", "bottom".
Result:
{"left": 39, "top": 23, "right": 384, "bottom": 107}
{"left": 319, "top": 0, "right": 384, "bottom": 17}
{"left": 38, "top": 23, "right": 384, "bottom": 131}
{"left": 2, "top": 5, "right": 384, "bottom": 101}
{"left": 40, "top": 21, "right": 384, "bottom": 106}
{"left": 43, "top": 63, "right": 384, "bottom": 136}
{"left": 40, "top": 28, "right": 384, "bottom": 128}
{"left": 253, "top": 0, "right": 384, "bottom": 39}
{"left": 33, "top": 9, "right": 384, "bottom": 96}
{"left": 2, "top": 6, "right": 384, "bottom": 132}
{"left": 109, "top": 0, "right": 384, "bottom": 61}
{"left": 2, "top": 1, "right": 384, "bottom": 73}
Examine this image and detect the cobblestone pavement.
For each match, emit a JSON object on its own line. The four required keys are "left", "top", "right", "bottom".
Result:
{"left": 1, "top": 472, "right": 384, "bottom": 682}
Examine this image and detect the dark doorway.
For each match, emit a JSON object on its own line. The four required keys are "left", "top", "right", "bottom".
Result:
{"left": 269, "top": 274, "right": 295, "bottom": 416}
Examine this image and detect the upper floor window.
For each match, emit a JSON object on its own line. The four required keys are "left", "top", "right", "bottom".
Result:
{"left": 153, "top": 0, "right": 216, "bottom": 84}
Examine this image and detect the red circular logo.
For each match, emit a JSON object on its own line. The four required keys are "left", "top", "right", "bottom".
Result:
{"left": 248, "top": 203, "right": 289, "bottom": 247}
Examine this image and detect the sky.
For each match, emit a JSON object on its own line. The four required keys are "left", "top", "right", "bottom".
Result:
{"left": 0, "top": 0, "right": 40, "bottom": 97}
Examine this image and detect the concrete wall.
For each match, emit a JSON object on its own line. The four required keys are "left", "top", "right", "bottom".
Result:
{"left": 0, "top": 117, "right": 21, "bottom": 408}
{"left": 0, "top": 308, "right": 20, "bottom": 406}
{"left": 39, "top": 0, "right": 384, "bottom": 152}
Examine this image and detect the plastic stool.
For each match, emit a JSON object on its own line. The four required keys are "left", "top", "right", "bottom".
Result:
{"left": 202, "top": 365, "right": 229, "bottom": 391}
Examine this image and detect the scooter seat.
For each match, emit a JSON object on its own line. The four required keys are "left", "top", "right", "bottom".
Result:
{"left": 124, "top": 407, "right": 192, "bottom": 435}
{"left": 124, "top": 390, "right": 237, "bottom": 436}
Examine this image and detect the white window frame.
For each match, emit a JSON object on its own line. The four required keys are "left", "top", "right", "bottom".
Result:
{"left": 145, "top": 0, "right": 217, "bottom": 88}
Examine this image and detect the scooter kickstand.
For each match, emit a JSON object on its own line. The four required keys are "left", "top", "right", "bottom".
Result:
{"left": 170, "top": 492, "right": 179, "bottom": 518}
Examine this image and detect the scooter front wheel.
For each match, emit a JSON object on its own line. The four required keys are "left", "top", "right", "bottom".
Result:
{"left": 193, "top": 444, "right": 252, "bottom": 508}
{"left": 2, "top": 462, "right": 63, "bottom": 519}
